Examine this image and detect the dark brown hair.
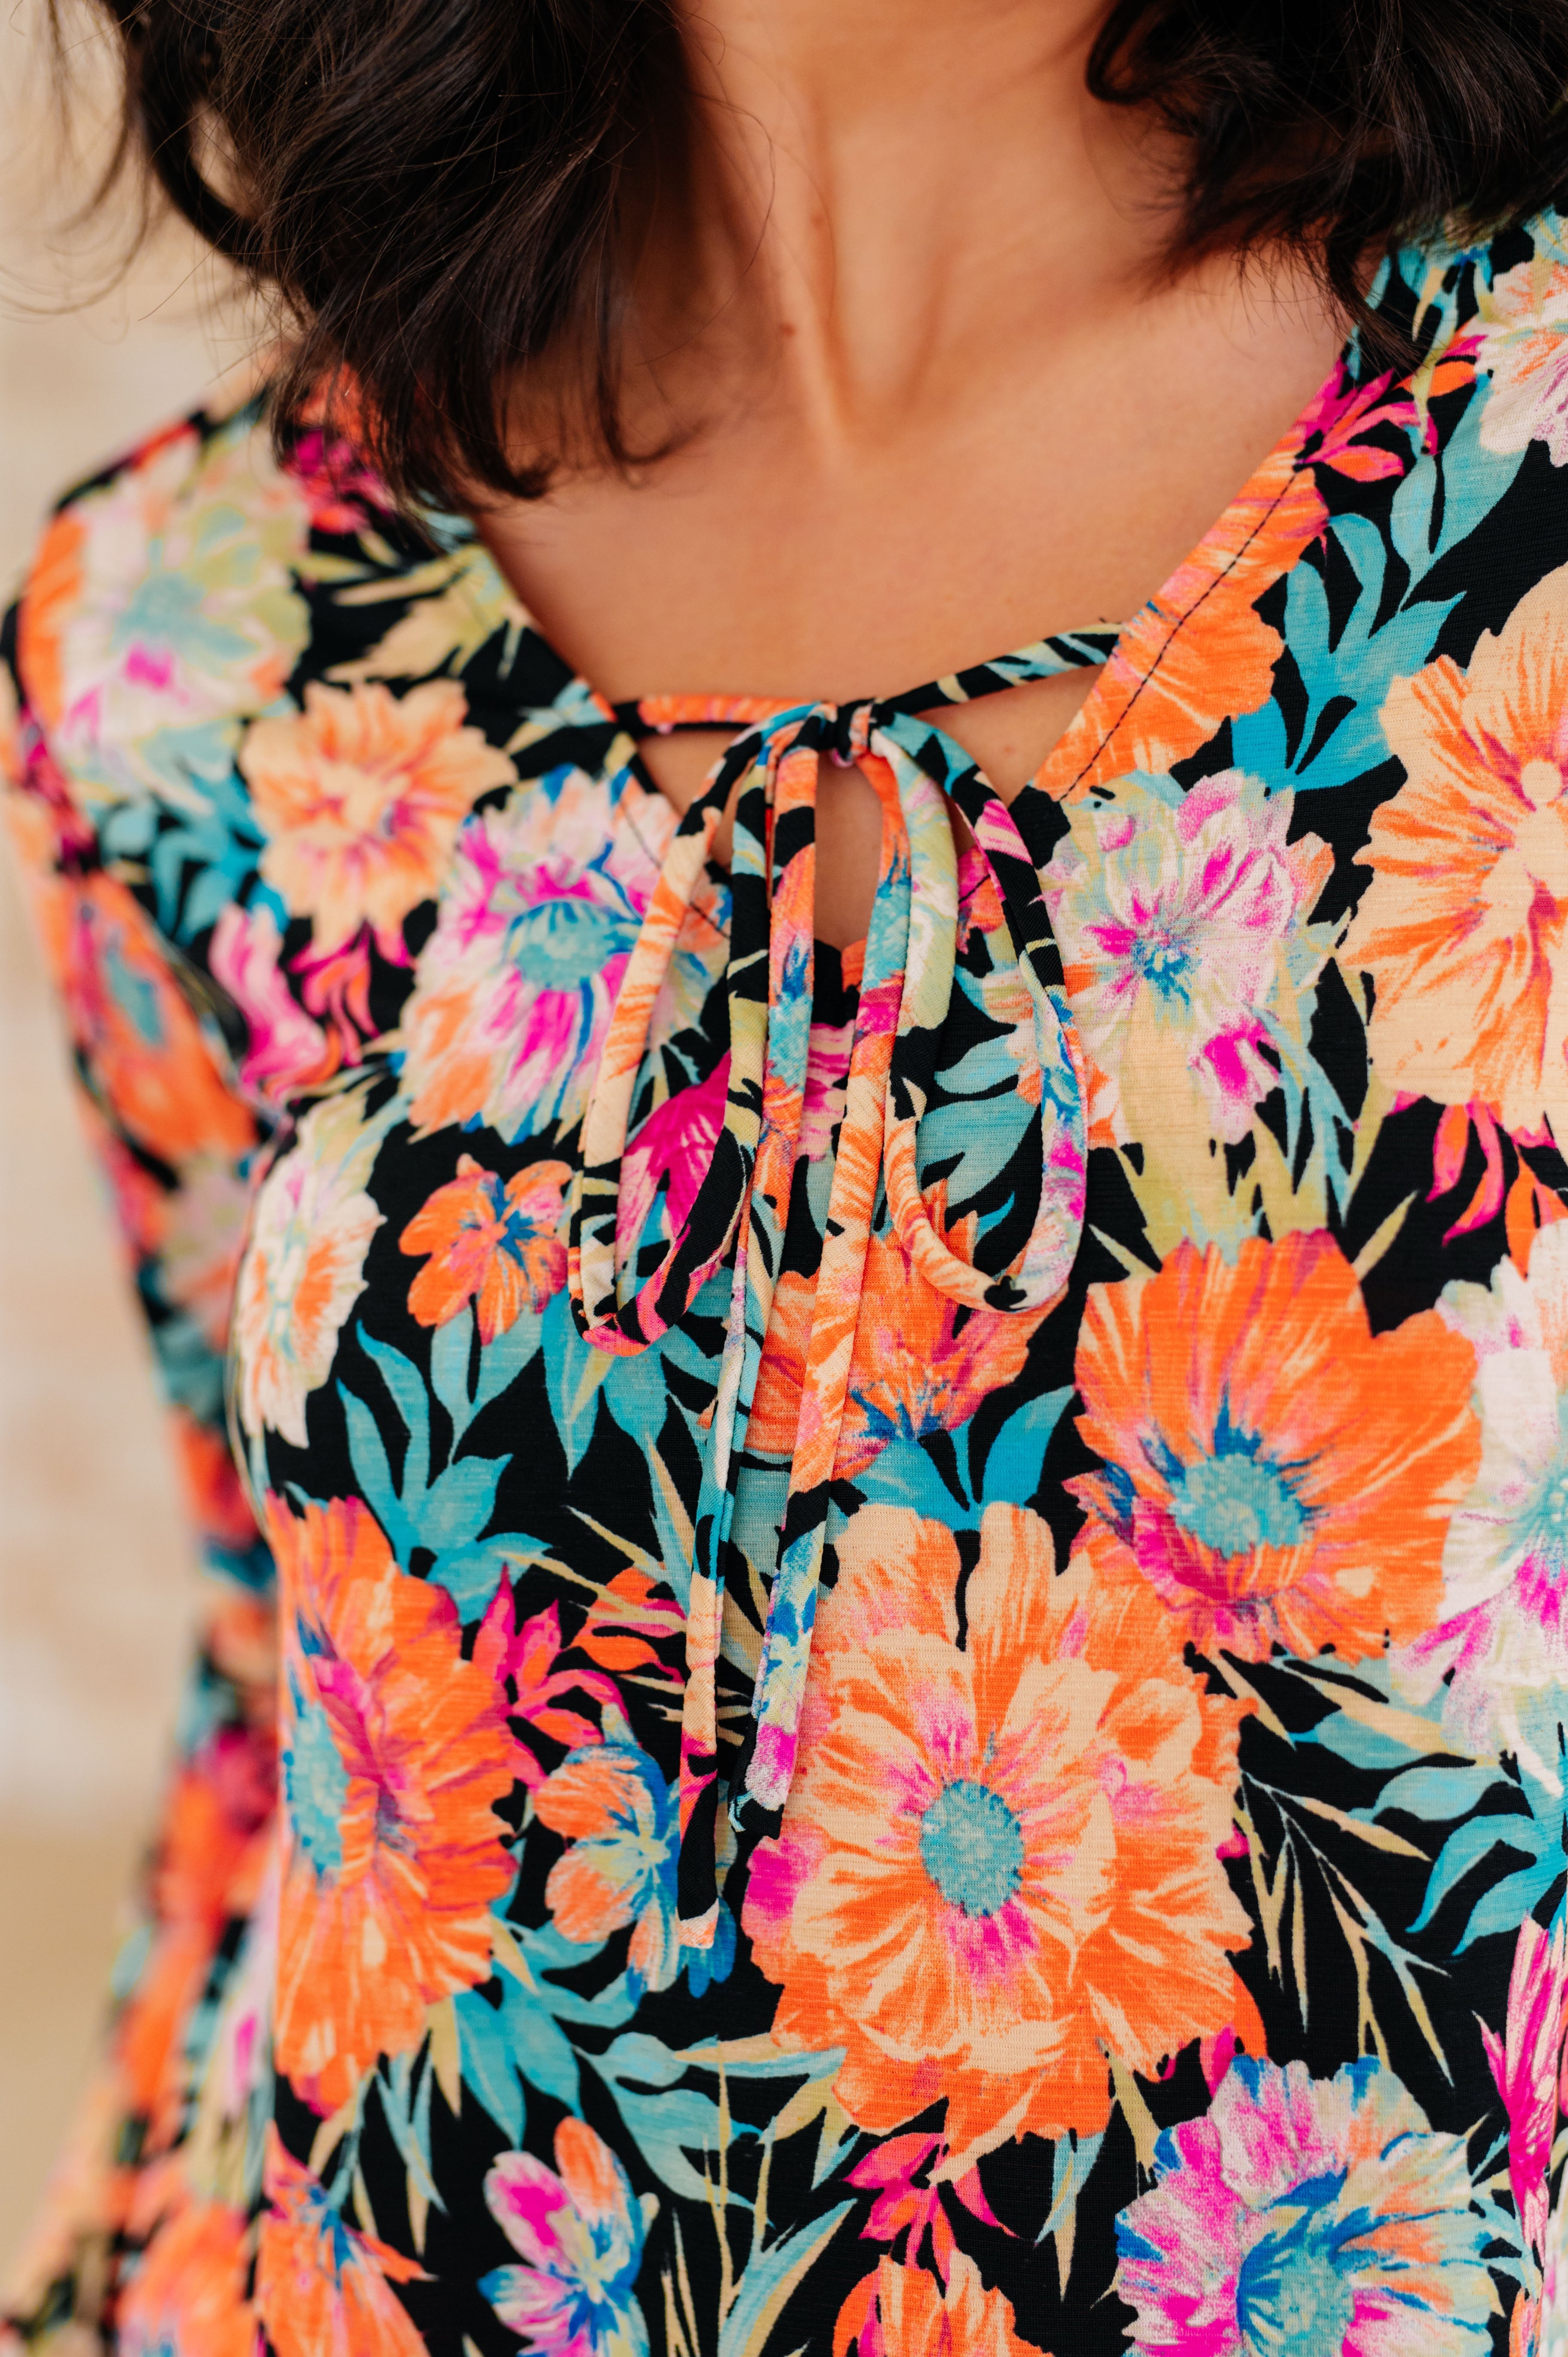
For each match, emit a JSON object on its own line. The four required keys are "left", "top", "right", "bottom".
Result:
{"left": 77, "top": 0, "right": 1568, "bottom": 506}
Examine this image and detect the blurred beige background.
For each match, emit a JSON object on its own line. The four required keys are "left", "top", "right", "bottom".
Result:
{"left": 0, "top": 1, "right": 252, "bottom": 2268}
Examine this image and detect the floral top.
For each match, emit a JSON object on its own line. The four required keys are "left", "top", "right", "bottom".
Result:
{"left": 6, "top": 206, "right": 1568, "bottom": 2357}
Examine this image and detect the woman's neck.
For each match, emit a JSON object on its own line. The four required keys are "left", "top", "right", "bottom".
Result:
{"left": 626, "top": 0, "right": 1181, "bottom": 447}
{"left": 481, "top": 0, "right": 1342, "bottom": 942}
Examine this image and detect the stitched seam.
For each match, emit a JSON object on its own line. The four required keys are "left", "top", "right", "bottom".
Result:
{"left": 1059, "top": 464, "right": 1307, "bottom": 798}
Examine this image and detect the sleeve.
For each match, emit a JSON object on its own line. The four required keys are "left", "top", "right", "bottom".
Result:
{"left": 0, "top": 580, "right": 278, "bottom": 2349}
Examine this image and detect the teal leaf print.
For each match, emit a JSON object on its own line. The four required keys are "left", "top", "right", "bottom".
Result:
{"left": 589, "top": 2032, "right": 755, "bottom": 2207}
{"left": 716, "top": 2203, "right": 855, "bottom": 2357}
{"left": 1387, "top": 375, "right": 1526, "bottom": 583}
{"left": 429, "top": 1299, "right": 544, "bottom": 1445}
{"left": 1231, "top": 514, "right": 1453, "bottom": 795}
{"left": 340, "top": 1328, "right": 532, "bottom": 1611}
{"left": 1416, "top": 1774, "right": 1565, "bottom": 1952}
{"left": 453, "top": 1917, "right": 636, "bottom": 2144}
{"left": 1306, "top": 1673, "right": 1568, "bottom": 1953}
{"left": 372, "top": 2047, "right": 441, "bottom": 2213}
{"left": 969, "top": 1382, "right": 1077, "bottom": 1510}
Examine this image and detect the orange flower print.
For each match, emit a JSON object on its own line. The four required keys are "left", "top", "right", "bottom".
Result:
{"left": 239, "top": 679, "right": 515, "bottom": 956}
{"left": 46, "top": 871, "right": 255, "bottom": 1163}
{"left": 235, "top": 1091, "right": 384, "bottom": 1449}
{"left": 12, "top": 499, "right": 85, "bottom": 742}
{"left": 834, "top": 2255, "right": 1044, "bottom": 2357}
{"left": 268, "top": 1495, "right": 516, "bottom": 2112}
{"left": 744, "top": 1503, "right": 1252, "bottom": 2162}
{"left": 1343, "top": 564, "right": 1568, "bottom": 1144}
{"left": 117, "top": 2193, "right": 255, "bottom": 2357}
{"left": 1069, "top": 442, "right": 1326, "bottom": 792}
{"left": 256, "top": 2129, "right": 427, "bottom": 2357}
{"left": 400, "top": 1155, "right": 570, "bottom": 1342}
{"left": 534, "top": 1736, "right": 682, "bottom": 1995}
{"left": 749, "top": 1267, "right": 817, "bottom": 1457}
{"left": 1071, "top": 1232, "right": 1480, "bottom": 1664}
{"left": 749, "top": 1206, "right": 1043, "bottom": 1473}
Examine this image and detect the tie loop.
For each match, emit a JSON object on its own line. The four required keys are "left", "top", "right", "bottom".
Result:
{"left": 568, "top": 714, "right": 805, "bottom": 1352}
{"left": 560, "top": 661, "right": 1105, "bottom": 1933}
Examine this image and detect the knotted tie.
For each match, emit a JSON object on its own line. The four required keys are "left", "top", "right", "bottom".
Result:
{"left": 566, "top": 641, "right": 1107, "bottom": 1940}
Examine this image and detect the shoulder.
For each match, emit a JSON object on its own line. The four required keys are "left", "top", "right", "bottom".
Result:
{"left": 4, "top": 368, "right": 586, "bottom": 812}
{"left": 1273, "top": 204, "right": 1568, "bottom": 654}
{"left": 0, "top": 362, "right": 610, "bottom": 1118}
{"left": 1376, "top": 201, "right": 1568, "bottom": 417}
{"left": 4, "top": 381, "right": 319, "bottom": 812}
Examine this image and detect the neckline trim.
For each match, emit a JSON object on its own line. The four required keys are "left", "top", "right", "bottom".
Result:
{"left": 612, "top": 625, "right": 1123, "bottom": 741}
{"left": 435, "top": 300, "right": 1379, "bottom": 819}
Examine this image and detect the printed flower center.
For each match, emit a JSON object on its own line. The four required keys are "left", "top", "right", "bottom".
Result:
{"left": 918, "top": 1778, "right": 1025, "bottom": 1917}
{"left": 501, "top": 1203, "right": 549, "bottom": 1252}
{"left": 1236, "top": 2204, "right": 1358, "bottom": 2357}
{"left": 1170, "top": 1449, "right": 1307, "bottom": 1556}
{"left": 120, "top": 563, "right": 206, "bottom": 649}
{"left": 1129, "top": 922, "right": 1195, "bottom": 1005}
{"left": 321, "top": 756, "right": 402, "bottom": 835}
{"left": 284, "top": 1677, "right": 350, "bottom": 1880}
{"left": 511, "top": 897, "right": 629, "bottom": 990}
{"left": 374, "top": 1789, "right": 413, "bottom": 1858}
{"left": 560, "top": 2214, "right": 623, "bottom": 2308}
{"left": 1523, "top": 1443, "right": 1568, "bottom": 1575}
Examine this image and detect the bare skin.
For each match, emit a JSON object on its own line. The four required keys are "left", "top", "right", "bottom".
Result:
{"left": 480, "top": 0, "right": 1346, "bottom": 946}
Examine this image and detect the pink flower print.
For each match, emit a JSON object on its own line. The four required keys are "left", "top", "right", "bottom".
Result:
{"left": 482, "top": 2118, "right": 654, "bottom": 2357}
{"left": 292, "top": 927, "right": 379, "bottom": 1070}
{"left": 472, "top": 1576, "right": 620, "bottom": 1791}
{"left": 850, "top": 2135, "right": 948, "bottom": 2256}
{"left": 1115, "top": 2055, "right": 1494, "bottom": 2356}
{"left": 799, "top": 1020, "right": 853, "bottom": 1160}
{"left": 1043, "top": 769, "right": 1334, "bottom": 1147}
{"left": 1482, "top": 1912, "right": 1568, "bottom": 2268}
{"left": 1300, "top": 368, "right": 1419, "bottom": 480}
{"left": 285, "top": 425, "right": 392, "bottom": 535}
{"left": 847, "top": 2133, "right": 1006, "bottom": 2282}
{"left": 401, "top": 773, "right": 665, "bottom": 1144}
{"left": 209, "top": 901, "right": 333, "bottom": 1109}
{"left": 616, "top": 1057, "right": 729, "bottom": 1267}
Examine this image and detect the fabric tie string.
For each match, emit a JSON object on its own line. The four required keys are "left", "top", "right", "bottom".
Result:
{"left": 565, "top": 660, "right": 1101, "bottom": 1942}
